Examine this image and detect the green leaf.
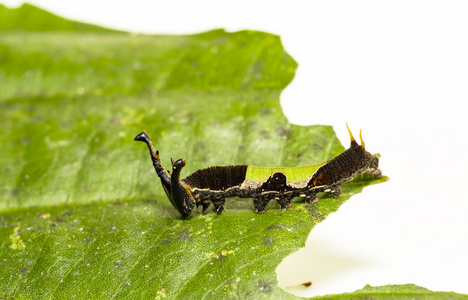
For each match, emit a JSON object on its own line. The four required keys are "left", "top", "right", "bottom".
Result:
{"left": 0, "top": 3, "right": 115, "bottom": 32}
{"left": 1, "top": 4, "right": 462, "bottom": 300}
{"left": 315, "top": 284, "right": 468, "bottom": 300}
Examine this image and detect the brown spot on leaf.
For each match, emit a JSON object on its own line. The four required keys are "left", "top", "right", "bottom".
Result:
{"left": 113, "top": 260, "right": 126, "bottom": 269}
{"left": 177, "top": 229, "right": 193, "bottom": 242}
{"left": 306, "top": 204, "right": 325, "bottom": 222}
{"left": 217, "top": 252, "right": 227, "bottom": 261}
{"left": 267, "top": 223, "right": 286, "bottom": 231}
{"left": 262, "top": 236, "right": 274, "bottom": 246}
{"left": 260, "top": 129, "right": 270, "bottom": 139}
{"left": 20, "top": 138, "right": 31, "bottom": 145}
{"left": 277, "top": 127, "right": 290, "bottom": 139}
{"left": 257, "top": 280, "right": 272, "bottom": 293}
{"left": 62, "top": 211, "right": 73, "bottom": 217}
{"left": 312, "top": 143, "right": 324, "bottom": 151}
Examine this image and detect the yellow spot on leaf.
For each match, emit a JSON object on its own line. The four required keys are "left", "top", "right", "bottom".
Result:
{"left": 9, "top": 225, "right": 26, "bottom": 251}
{"left": 220, "top": 250, "right": 234, "bottom": 256}
{"left": 155, "top": 288, "right": 166, "bottom": 299}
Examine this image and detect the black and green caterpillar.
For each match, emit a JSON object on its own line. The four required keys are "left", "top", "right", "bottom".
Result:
{"left": 134, "top": 125, "right": 382, "bottom": 218}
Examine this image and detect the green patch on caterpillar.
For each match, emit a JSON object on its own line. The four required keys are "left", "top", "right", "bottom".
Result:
{"left": 245, "top": 164, "right": 325, "bottom": 184}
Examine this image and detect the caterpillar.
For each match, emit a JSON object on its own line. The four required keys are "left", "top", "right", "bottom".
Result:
{"left": 134, "top": 124, "right": 382, "bottom": 218}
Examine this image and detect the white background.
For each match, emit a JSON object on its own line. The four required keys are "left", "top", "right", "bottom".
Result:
{"left": 2, "top": 0, "right": 468, "bottom": 297}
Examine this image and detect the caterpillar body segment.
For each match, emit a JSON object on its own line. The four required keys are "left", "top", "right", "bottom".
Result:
{"left": 134, "top": 126, "right": 382, "bottom": 218}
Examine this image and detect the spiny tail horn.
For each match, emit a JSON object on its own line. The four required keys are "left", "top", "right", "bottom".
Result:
{"left": 359, "top": 129, "right": 365, "bottom": 150}
{"left": 346, "top": 123, "right": 358, "bottom": 147}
